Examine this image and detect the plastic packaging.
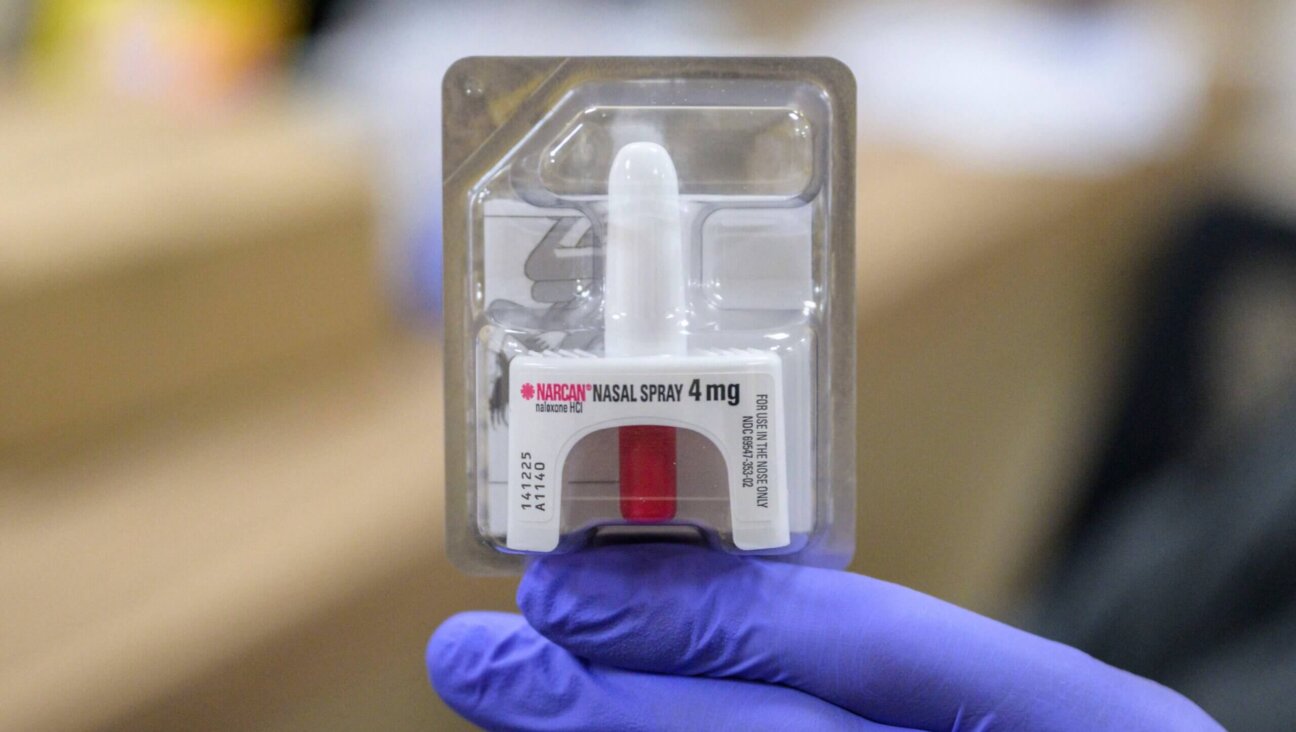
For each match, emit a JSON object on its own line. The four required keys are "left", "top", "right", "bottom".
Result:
{"left": 443, "top": 57, "right": 856, "bottom": 572}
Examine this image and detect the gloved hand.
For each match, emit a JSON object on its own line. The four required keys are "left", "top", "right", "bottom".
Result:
{"left": 427, "top": 544, "right": 1222, "bottom": 731}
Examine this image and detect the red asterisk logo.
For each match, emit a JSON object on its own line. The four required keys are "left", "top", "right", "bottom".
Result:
{"left": 520, "top": 383, "right": 535, "bottom": 400}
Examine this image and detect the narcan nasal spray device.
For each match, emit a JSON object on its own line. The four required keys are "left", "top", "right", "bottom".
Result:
{"left": 506, "top": 143, "right": 790, "bottom": 552}
{"left": 443, "top": 57, "right": 856, "bottom": 571}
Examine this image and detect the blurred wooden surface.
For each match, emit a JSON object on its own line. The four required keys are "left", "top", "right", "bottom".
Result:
{"left": 1, "top": 117, "right": 1208, "bottom": 728}
{"left": 853, "top": 149, "right": 1201, "bottom": 611}
{"left": 0, "top": 97, "right": 385, "bottom": 453}
{"left": 0, "top": 333, "right": 514, "bottom": 731}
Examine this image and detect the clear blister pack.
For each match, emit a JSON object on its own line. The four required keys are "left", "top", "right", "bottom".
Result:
{"left": 443, "top": 57, "right": 856, "bottom": 572}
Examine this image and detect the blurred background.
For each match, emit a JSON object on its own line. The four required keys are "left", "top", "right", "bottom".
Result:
{"left": 2, "top": 0, "right": 1295, "bottom": 729}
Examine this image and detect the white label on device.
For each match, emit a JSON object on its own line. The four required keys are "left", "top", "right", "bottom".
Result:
{"left": 506, "top": 350, "right": 789, "bottom": 552}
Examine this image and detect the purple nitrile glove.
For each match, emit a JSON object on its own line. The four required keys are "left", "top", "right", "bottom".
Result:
{"left": 428, "top": 544, "right": 1222, "bottom": 731}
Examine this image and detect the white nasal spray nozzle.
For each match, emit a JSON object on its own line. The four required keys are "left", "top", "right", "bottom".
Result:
{"left": 604, "top": 142, "right": 687, "bottom": 359}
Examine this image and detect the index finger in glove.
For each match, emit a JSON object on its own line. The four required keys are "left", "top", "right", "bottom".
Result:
{"left": 428, "top": 610, "right": 913, "bottom": 732}
{"left": 517, "top": 544, "right": 1220, "bottom": 732}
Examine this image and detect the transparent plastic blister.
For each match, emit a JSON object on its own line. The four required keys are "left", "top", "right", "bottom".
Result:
{"left": 443, "top": 58, "right": 855, "bottom": 572}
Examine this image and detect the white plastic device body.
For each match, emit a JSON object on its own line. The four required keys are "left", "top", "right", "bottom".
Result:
{"left": 505, "top": 143, "right": 791, "bottom": 552}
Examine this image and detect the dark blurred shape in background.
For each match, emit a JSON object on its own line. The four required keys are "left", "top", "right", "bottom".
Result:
{"left": 1, "top": 1, "right": 1294, "bottom": 730}
{"left": 1031, "top": 205, "right": 1296, "bottom": 732}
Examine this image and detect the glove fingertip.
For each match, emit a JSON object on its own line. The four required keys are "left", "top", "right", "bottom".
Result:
{"left": 516, "top": 556, "right": 554, "bottom": 615}
{"left": 518, "top": 544, "right": 762, "bottom": 671}
{"left": 518, "top": 548, "right": 638, "bottom": 639}
{"left": 425, "top": 612, "right": 518, "bottom": 711}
